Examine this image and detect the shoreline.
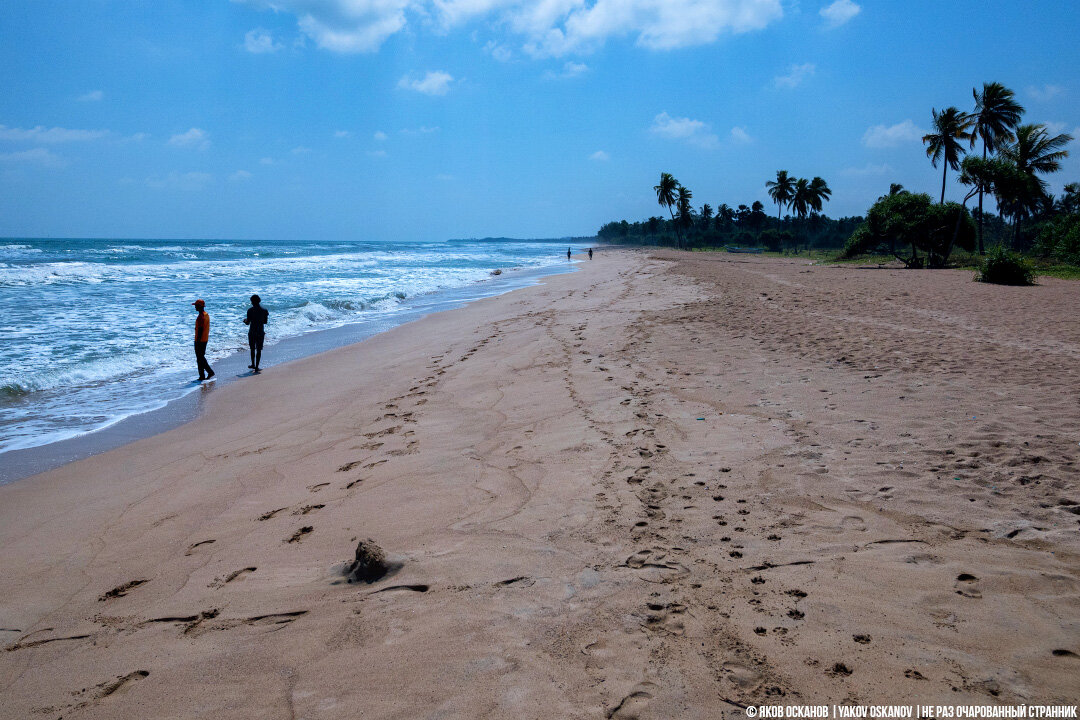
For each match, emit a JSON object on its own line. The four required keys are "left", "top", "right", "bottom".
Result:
{"left": 1, "top": 248, "right": 1077, "bottom": 716}
{"left": 0, "top": 259, "right": 579, "bottom": 485}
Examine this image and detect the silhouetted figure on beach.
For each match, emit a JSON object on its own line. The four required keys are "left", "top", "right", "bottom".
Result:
{"left": 244, "top": 294, "right": 269, "bottom": 372}
{"left": 192, "top": 299, "right": 214, "bottom": 381}
{"left": 588, "top": 247, "right": 593, "bottom": 260}
{"left": 567, "top": 247, "right": 571, "bottom": 260}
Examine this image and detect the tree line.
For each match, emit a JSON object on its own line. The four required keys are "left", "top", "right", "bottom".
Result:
{"left": 845, "top": 81, "right": 1077, "bottom": 268}
{"left": 598, "top": 171, "right": 861, "bottom": 252}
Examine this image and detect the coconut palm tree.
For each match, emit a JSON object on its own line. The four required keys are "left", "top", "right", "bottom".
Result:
{"left": 765, "top": 170, "right": 795, "bottom": 222}
{"left": 676, "top": 185, "right": 694, "bottom": 233}
{"left": 1001, "top": 123, "right": 1073, "bottom": 244}
{"left": 790, "top": 178, "right": 812, "bottom": 252}
{"left": 808, "top": 176, "right": 832, "bottom": 213}
{"left": 700, "top": 203, "right": 713, "bottom": 230}
{"left": 970, "top": 82, "right": 1024, "bottom": 252}
{"left": 715, "top": 203, "right": 735, "bottom": 233}
{"left": 654, "top": 172, "right": 681, "bottom": 247}
{"left": 923, "top": 107, "right": 974, "bottom": 204}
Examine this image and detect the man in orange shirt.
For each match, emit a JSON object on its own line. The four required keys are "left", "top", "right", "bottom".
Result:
{"left": 192, "top": 299, "right": 215, "bottom": 381}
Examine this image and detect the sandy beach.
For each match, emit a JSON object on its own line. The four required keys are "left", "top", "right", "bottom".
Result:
{"left": 1, "top": 248, "right": 1078, "bottom": 718}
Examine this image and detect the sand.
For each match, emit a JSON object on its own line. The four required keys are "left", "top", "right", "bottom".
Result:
{"left": 1, "top": 249, "right": 1078, "bottom": 718}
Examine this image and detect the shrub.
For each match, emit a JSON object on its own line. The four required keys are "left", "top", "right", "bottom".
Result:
{"left": 1033, "top": 214, "right": 1080, "bottom": 264}
{"left": 976, "top": 246, "right": 1036, "bottom": 285}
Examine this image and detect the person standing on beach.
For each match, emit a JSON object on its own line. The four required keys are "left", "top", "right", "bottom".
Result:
{"left": 244, "top": 294, "right": 269, "bottom": 372}
{"left": 588, "top": 247, "right": 593, "bottom": 260}
{"left": 192, "top": 299, "right": 214, "bottom": 381}
{"left": 567, "top": 247, "right": 571, "bottom": 260}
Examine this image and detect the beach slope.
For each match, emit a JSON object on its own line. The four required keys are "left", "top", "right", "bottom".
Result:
{"left": 1, "top": 249, "right": 1078, "bottom": 717}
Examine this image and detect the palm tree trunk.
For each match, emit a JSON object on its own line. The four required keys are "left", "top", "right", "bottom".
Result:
{"left": 667, "top": 207, "right": 681, "bottom": 249}
{"left": 940, "top": 164, "right": 947, "bottom": 204}
{"left": 977, "top": 143, "right": 986, "bottom": 254}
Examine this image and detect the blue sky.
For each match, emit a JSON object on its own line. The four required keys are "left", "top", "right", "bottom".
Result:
{"left": 1, "top": 0, "right": 1078, "bottom": 241}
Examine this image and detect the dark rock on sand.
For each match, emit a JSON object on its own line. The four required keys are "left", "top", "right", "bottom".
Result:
{"left": 346, "top": 539, "right": 389, "bottom": 583}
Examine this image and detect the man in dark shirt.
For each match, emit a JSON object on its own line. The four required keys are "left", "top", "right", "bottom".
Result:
{"left": 244, "top": 294, "right": 269, "bottom": 372}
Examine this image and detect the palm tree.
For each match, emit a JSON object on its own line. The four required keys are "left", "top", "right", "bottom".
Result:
{"left": 654, "top": 172, "right": 681, "bottom": 247}
{"left": 676, "top": 185, "right": 694, "bottom": 234}
{"left": 971, "top": 82, "right": 1024, "bottom": 252}
{"left": 923, "top": 107, "right": 973, "bottom": 204}
{"left": 715, "top": 203, "right": 735, "bottom": 233}
{"left": 889, "top": 183, "right": 906, "bottom": 196}
{"left": 1001, "top": 123, "right": 1073, "bottom": 244}
{"left": 700, "top": 203, "right": 713, "bottom": 230}
{"left": 808, "top": 176, "right": 832, "bottom": 213}
{"left": 790, "top": 178, "right": 811, "bottom": 252}
{"left": 765, "top": 170, "right": 795, "bottom": 222}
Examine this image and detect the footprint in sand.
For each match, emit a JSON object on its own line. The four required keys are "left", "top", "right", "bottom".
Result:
{"left": 99, "top": 579, "right": 149, "bottom": 601}
{"left": 287, "top": 526, "right": 313, "bottom": 543}
{"left": 722, "top": 661, "right": 763, "bottom": 690}
{"left": 606, "top": 682, "right": 659, "bottom": 719}
{"left": 841, "top": 515, "right": 867, "bottom": 531}
{"left": 642, "top": 601, "right": 686, "bottom": 636}
{"left": 954, "top": 573, "right": 982, "bottom": 598}
{"left": 185, "top": 539, "right": 216, "bottom": 555}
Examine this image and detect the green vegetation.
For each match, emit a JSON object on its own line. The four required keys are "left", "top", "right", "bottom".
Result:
{"left": 842, "top": 81, "right": 1078, "bottom": 279}
{"left": 598, "top": 81, "right": 1078, "bottom": 281}
{"left": 976, "top": 245, "right": 1035, "bottom": 285}
{"left": 842, "top": 191, "right": 974, "bottom": 268}
{"left": 602, "top": 172, "right": 857, "bottom": 252}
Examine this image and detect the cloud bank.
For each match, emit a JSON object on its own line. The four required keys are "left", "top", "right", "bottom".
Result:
{"left": 236, "top": 0, "right": 784, "bottom": 55}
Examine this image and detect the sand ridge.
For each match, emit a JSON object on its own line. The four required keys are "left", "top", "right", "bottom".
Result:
{"left": 0, "top": 249, "right": 1077, "bottom": 718}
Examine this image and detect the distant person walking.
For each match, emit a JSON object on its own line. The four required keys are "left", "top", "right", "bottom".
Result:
{"left": 588, "top": 247, "right": 593, "bottom": 260}
{"left": 244, "top": 294, "right": 269, "bottom": 372}
{"left": 192, "top": 299, "right": 214, "bottom": 381}
{"left": 567, "top": 247, "right": 571, "bottom": 260}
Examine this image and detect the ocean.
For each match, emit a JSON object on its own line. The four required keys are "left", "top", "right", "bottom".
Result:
{"left": 0, "top": 237, "right": 579, "bottom": 456}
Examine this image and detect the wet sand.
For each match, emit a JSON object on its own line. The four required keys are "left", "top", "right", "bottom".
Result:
{"left": 1, "top": 249, "right": 1078, "bottom": 717}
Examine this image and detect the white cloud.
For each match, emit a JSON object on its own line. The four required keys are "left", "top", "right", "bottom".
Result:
{"left": 589, "top": 150, "right": 609, "bottom": 161}
{"left": 1027, "top": 84, "right": 1064, "bottom": 102}
{"left": 0, "top": 147, "right": 66, "bottom": 167}
{"left": 1028, "top": 84, "right": 1062, "bottom": 102}
{"left": 729, "top": 126, "right": 752, "bottom": 144}
{"left": 819, "top": 0, "right": 860, "bottom": 28}
{"left": 145, "top": 171, "right": 213, "bottom": 190}
{"left": 230, "top": 169, "right": 253, "bottom": 181}
{"left": 398, "top": 71, "right": 454, "bottom": 95}
{"left": 259, "top": 156, "right": 275, "bottom": 165}
{"left": 484, "top": 40, "right": 513, "bottom": 62}
{"left": 235, "top": 0, "right": 411, "bottom": 53}
{"left": 545, "top": 60, "right": 588, "bottom": 79}
{"left": 244, "top": 28, "right": 284, "bottom": 53}
{"left": 401, "top": 126, "right": 440, "bottom": 135}
{"left": 335, "top": 130, "right": 352, "bottom": 138}
{"left": 373, "top": 130, "right": 388, "bottom": 141}
{"left": 1043, "top": 122, "right": 1080, "bottom": 141}
{"left": 129, "top": 132, "right": 150, "bottom": 142}
{"left": 368, "top": 149, "right": 388, "bottom": 157}
{"left": 238, "top": 0, "right": 783, "bottom": 56}
{"left": 78, "top": 90, "right": 104, "bottom": 102}
{"left": 291, "top": 145, "right": 312, "bottom": 154}
{"left": 774, "top": 62, "right": 814, "bottom": 89}
{"left": 168, "top": 127, "right": 210, "bottom": 150}
{"left": 435, "top": 173, "right": 456, "bottom": 181}
{"left": 840, "top": 162, "right": 892, "bottom": 176}
{"left": 650, "top": 112, "right": 718, "bottom": 149}
{"left": 862, "top": 119, "right": 923, "bottom": 148}
{"left": 0, "top": 124, "right": 108, "bottom": 143}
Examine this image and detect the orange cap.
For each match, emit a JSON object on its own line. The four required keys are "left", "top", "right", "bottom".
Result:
{"left": 192, "top": 299, "right": 205, "bottom": 307}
